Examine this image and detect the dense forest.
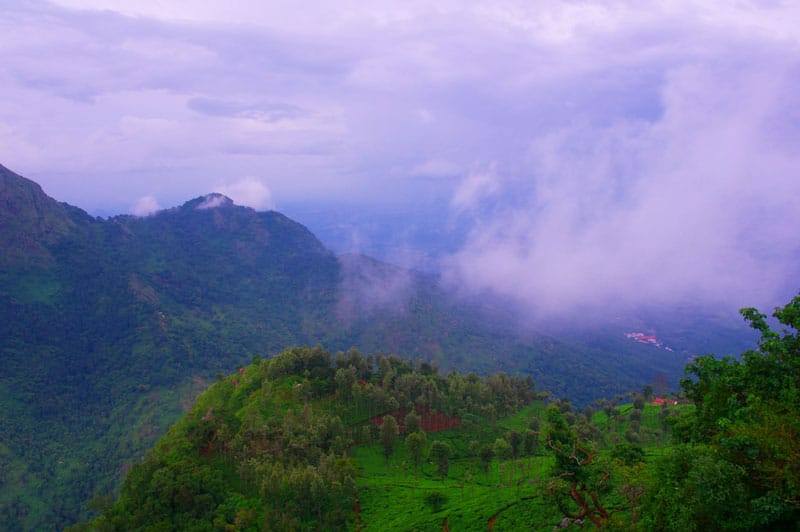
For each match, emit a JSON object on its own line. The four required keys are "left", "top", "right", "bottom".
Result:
{"left": 73, "top": 295, "right": 799, "bottom": 530}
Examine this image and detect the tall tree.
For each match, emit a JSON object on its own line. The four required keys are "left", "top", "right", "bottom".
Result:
{"left": 506, "top": 430, "right": 522, "bottom": 460}
{"left": 406, "top": 431, "right": 427, "bottom": 476}
{"left": 478, "top": 444, "right": 494, "bottom": 474}
{"left": 429, "top": 441, "right": 451, "bottom": 481}
{"left": 545, "top": 406, "right": 616, "bottom": 527}
{"left": 404, "top": 410, "right": 421, "bottom": 433}
{"left": 380, "top": 415, "right": 399, "bottom": 464}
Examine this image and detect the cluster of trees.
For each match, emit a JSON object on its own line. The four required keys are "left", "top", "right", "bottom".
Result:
{"left": 539, "top": 295, "right": 800, "bottom": 530}
{"left": 72, "top": 351, "right": 360, "bottom": 530}
{"left": 640, "top": 295, "right": 800, "bottom": 529}
{"left": 73, "top": 345, "right": 538, "bottom": 530}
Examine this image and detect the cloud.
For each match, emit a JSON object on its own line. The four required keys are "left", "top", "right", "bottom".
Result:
{"left": 196, "top": 193, "right": 231, "bottom": 210}
{"left": 1, "top": 1, "right": 799, "bottom": 312}
{"left": 451, "top": 169, "right": 500, "bottom": 214}
{"left": 130, "top": 195, "right": 161, "bottom": 216}
{"left": 444, "top": 55, "right": 800, "bottom": 315}
{"left": 187, "top": 97, "right": 304, "bottom": 122}
{"left": 336, "top": 254, "right": 413, "bottom": 325}
{"left": 213, "top": 178, "right": 274, "bottom": 210}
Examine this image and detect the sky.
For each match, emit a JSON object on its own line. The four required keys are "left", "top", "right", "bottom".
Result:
{"left": 1, "top": 0, "right": 799, "bottom": 315}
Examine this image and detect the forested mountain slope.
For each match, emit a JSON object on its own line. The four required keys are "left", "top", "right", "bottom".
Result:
{"left": 75, "top": 296, "right": 800, "bottom": 531}
{"left": 0, "top": 164, "right": 752, "bottom": 529}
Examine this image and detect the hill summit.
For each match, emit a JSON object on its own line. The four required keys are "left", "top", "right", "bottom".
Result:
{"left": 0, "top": 164, "right": 81, "bottom": 267}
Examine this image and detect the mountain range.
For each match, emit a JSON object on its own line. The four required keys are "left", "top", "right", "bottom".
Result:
{"left": 0, "top": 164, "right": 754, "bottom": 529}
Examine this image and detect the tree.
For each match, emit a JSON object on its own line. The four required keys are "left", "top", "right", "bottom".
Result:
{"left": 674, "top": 294, "right": 800, "bottom": 527}
{"left": 334, "top": 367, "right": 356, "bottom": 400}
{"left": 641, "top": 446, "right": 753, "bottom": 531}
{"left": 633, "top": 395, "right": 645, "bottom": 411}
{"left": 506, "top": 430, "right": 522, "bottom": 460}
{"left": 478, "top": 444, "right": 494, "bottom": 474}
{"left": 404, "top": 410, "right": 420, "bottom": 433}
{"left": 429, "top": 441, "right": 451, "bottom": 481}
{"left": 494, "top": 438, "right": 512, "bottom": 461}
{"left": 652, "top": 373, "right": 669, "bottom": 397}
{"left": 380, "top": 415, "right": 399, "bottom": 463}
{"left": 544, "top": 406, "right": 616, "bottom": 527}
{"left": 406, "top": 431, "right": 427, "bottom": 475}
{"left": 523, "top": 429, "right": 538, "bottom": 457}
{"left": 611, "top": 441, "right": 644, "bottom": 466}
{"left": 641, "top": 385, "right": 654, "bottom": 401}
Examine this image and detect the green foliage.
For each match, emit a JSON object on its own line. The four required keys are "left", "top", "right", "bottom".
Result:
{"left": 640, "top": 445, "right": 754, "bottom": 531}
{"left": 405, "top": 431, "right": 427, "bottom": 472}
{"left": 610, "top": 441, "right": 645, "bottom": 465}
{"left": 673, "top": 294, "right": 800, "bottom": 527}
{"left": 72, "top": 346, "right": 550, "bottom": 529}
{"left": 75, "top": 348, "right": 362, "bottom": 531}
{"left": 506, "top": 430, "right": 522, "bottom": 459}
{"left": 404, "top": 409, "right": 421, "bottom": 433}
{"left": 478, "top": 444, "right": 494, "bottom": 474}
{"left": 424, "top": 491, "right": 448, "bottom": 513}
{"left": 69, "top": 293, "right": 800, "bottom": 531}
{"left": 429, "top": 440, "right": 451, "bottom": 480}
{"left": 380, "top": 415, "right": 399, "bottom": 462}
{"left": 523, "top": 429, "right": 539, "bottom": 457}
{"left": 494, "top": 437, "right": 512, "bottom": 461}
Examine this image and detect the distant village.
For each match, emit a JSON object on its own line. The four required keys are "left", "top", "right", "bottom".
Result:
{"left": 624, "top": 332, "right": 674, "bottom": 352}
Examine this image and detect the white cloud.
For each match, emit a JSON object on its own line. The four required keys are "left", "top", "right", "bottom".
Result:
{"left": 445, "top": 55, "right": 800, "bottom": 314}
{"left": 196, "top": 193, "right": 229, "bottom": 209}
{"left": 214, "top": 178, "right": 274, "bottom": 210}
{"left": 451, "top": 169, "right": 500, "bottom": 213}
{"left": 2, "top": 1, "right": 800, "bottom": 312}
{"left": 130, "top": 195, "right": 161, "bottom": 216}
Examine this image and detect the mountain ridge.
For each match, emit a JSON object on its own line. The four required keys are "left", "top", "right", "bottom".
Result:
{"left": 0, "top": 164, "right": 85, "bottom": 267}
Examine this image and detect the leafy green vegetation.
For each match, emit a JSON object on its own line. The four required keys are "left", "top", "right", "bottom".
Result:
{"left": 74, "top": 293, "right": 800, "bottom": 530}
{"left": 72, "top": 346, "right": 539, "bottom": 530}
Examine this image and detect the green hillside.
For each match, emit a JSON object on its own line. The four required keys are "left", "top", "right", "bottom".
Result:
{"left": 74, "top": 293, "right": 800, "bottom": 530}
{"left": 0, "top": 164, "right": 755, "bottom": 529}
{"left": 69, "top": 346, "right": 569, "bottom": 530}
